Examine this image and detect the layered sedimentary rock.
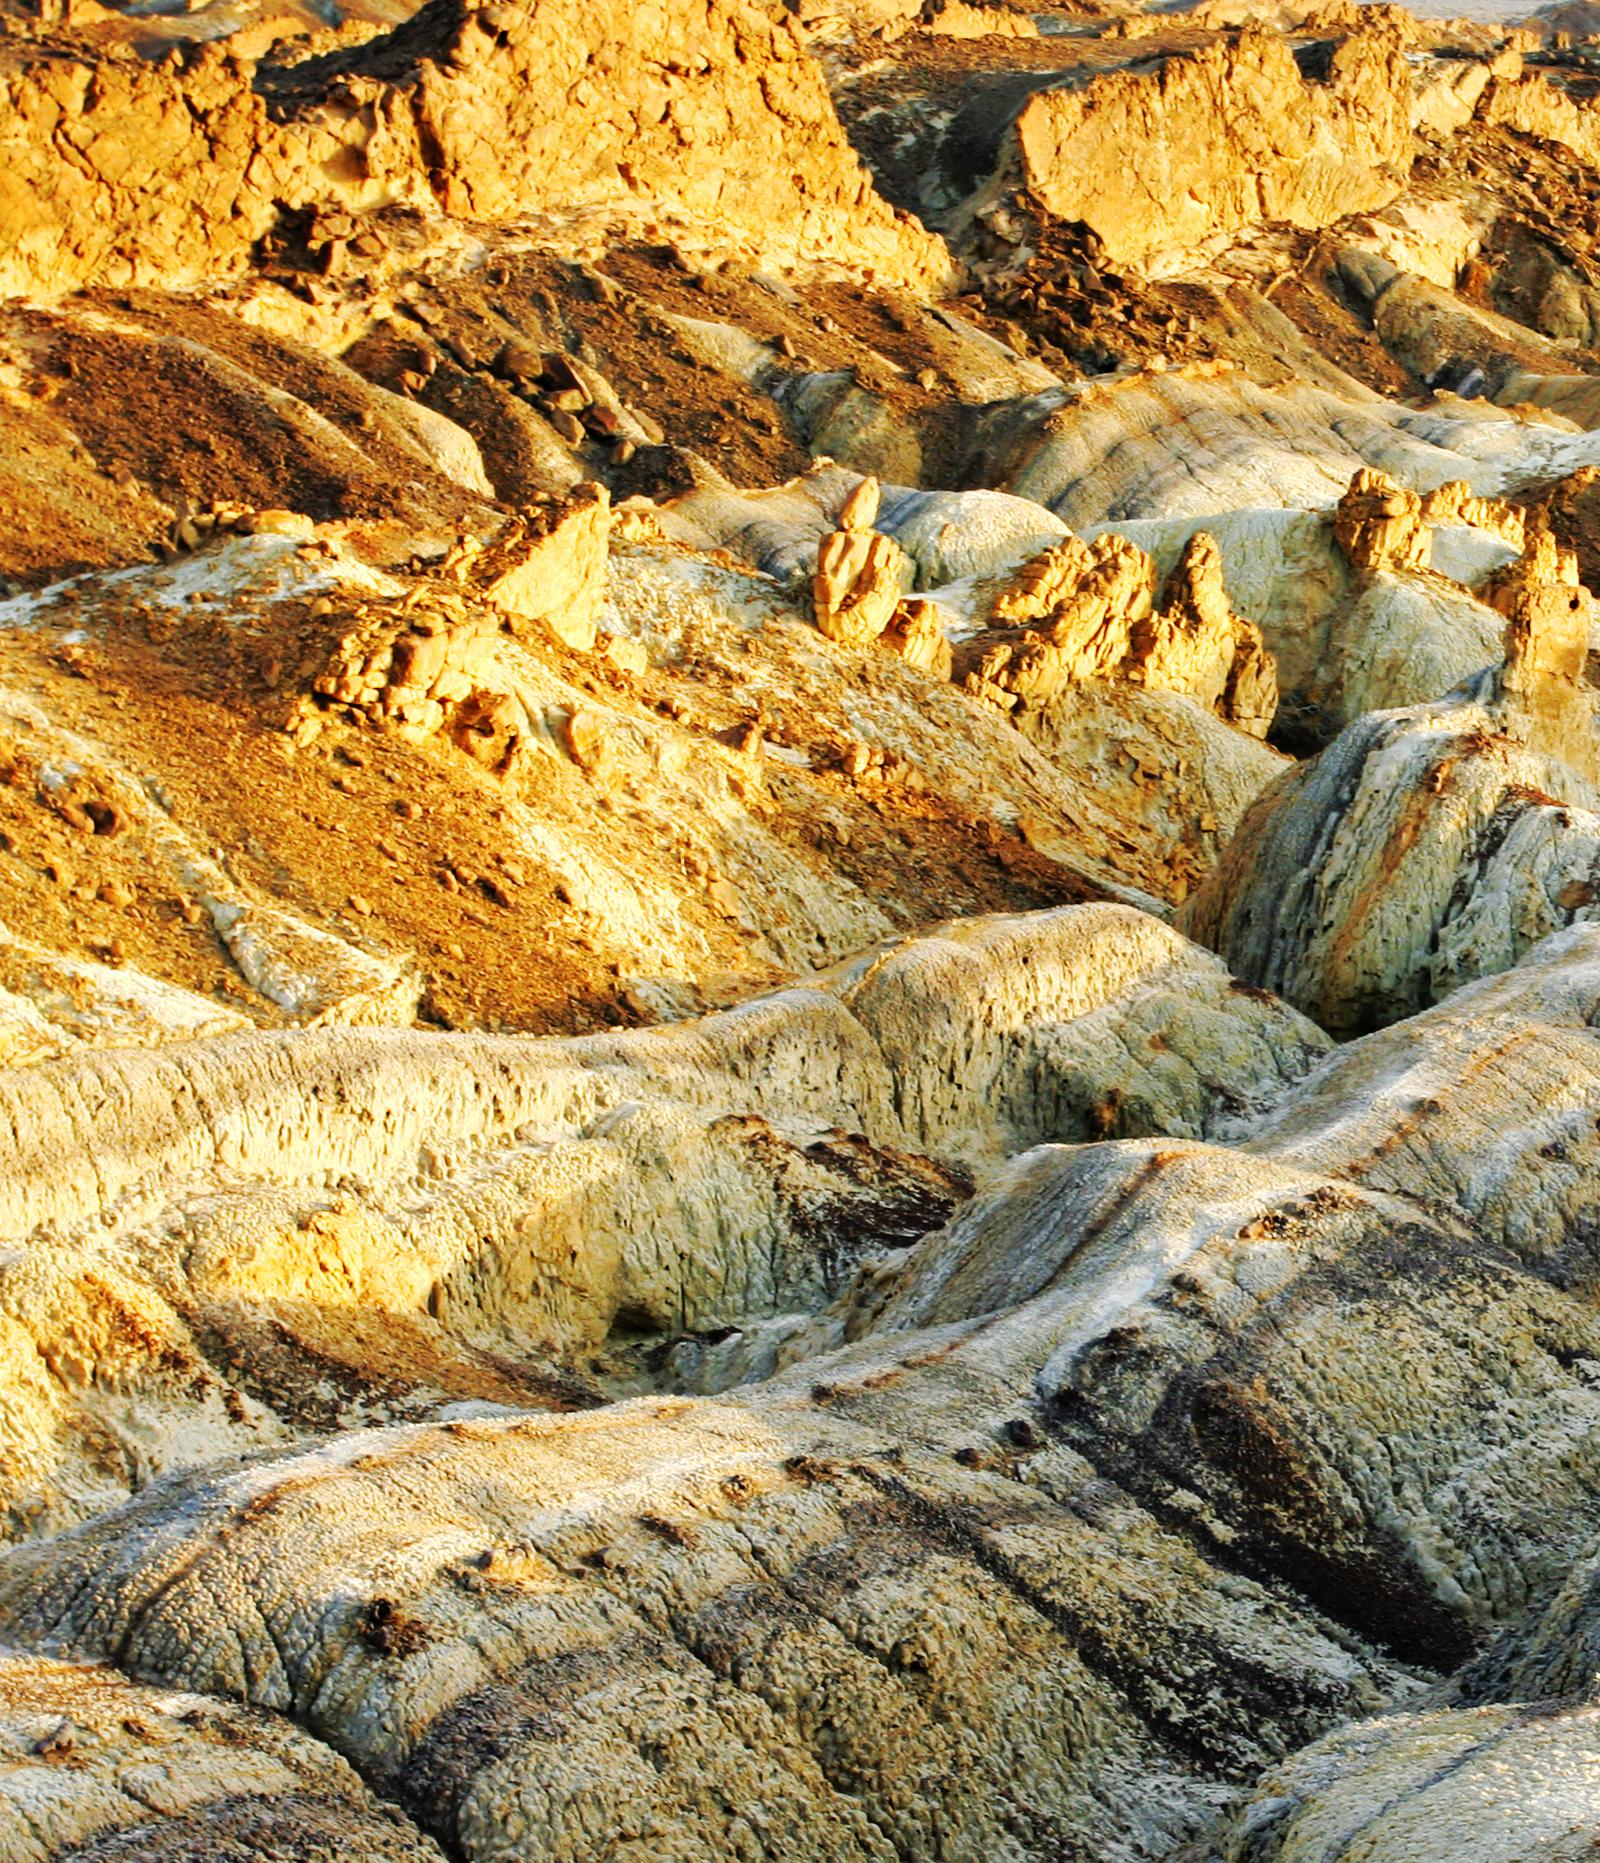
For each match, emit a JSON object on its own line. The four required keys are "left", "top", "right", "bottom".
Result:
{"left": 0, "top": 1651, "right": 448, "bottom": 1861}
{"left": 1104, "top": 468, "right": 1548, "bottom": 746}
{"left": 17, "top": 0, "right": 1600, "bottom": 1855}
{"left": 957, "top": 531, "right": 1155, "bottom": 701}
{"left": 1332, "top": 467, "right": 1433, "bottom": 574}
{"left": 10, "top": 923, "right": 1600, "bottom": 1855}
{"left": 1129, "top": 532, "right": 1277, "bottom": 738}
{"left": 661, "top": 464, "right": 1067, "bottom": 593}
{"left": 1181, "top": 546, "right": 1600, "bottom": 1031}
{"left": 992, "top": 365, "right": 1600, "bottom": 534}
{"left": 666, "top": 464, "right": 1281, "bottom": 740}
{"left": 1013, "top": 682, "right": 1290, "bottom": 903}
{"left": 0, "top": 905, "right": 1328, "bottom": 1541}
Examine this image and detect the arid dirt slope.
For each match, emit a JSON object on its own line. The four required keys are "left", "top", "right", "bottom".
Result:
{"left": 10, "top": 0, "right": 1600, "bottom": 1855}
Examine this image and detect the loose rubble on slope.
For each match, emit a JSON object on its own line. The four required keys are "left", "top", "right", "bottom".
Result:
{"left": 10, "top": 0, "right": 1600, "bottom": 1855}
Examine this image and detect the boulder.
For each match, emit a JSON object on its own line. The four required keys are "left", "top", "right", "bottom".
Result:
{"left": 471, "top": 484, "right": 612, "bottom": 653}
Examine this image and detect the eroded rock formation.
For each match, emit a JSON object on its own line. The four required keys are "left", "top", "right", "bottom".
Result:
{"left": 1180, "top": 553, "right": 1600, "bottom": 1031}
{"left": 0, "top": 0, "right": 950, "bottom": 299}
{"left": 954, "top": 527, "right": 1278, "bottom": 737}
{"left": 1333, "top": 466, "right": 1433, "bottom": 574}
{"left": 0, "top": 1652, "right": 448, "bottom": 1861}
{"left": 995, "top": 24, "right": 1416, "bottom": 265}
{"left": 11, "top": 0, "right": 1600, "bottom": 1855}
{"left": 812, "top": 474, "right": 912, "bottom": 645}
{"left": 9, "top": 923, "right": 1600, "bottom": 1855}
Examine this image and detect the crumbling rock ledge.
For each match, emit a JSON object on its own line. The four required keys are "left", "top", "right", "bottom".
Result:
{"left": 0, "top": 0, "right": 952, "bottom": 299}
{"left": 984, "top": 23, "right": 1415, "bottom": 267}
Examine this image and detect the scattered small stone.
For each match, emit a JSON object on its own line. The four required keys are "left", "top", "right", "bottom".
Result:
{"left": 563, "top": 708, "right": 608, "bottom": 771}
{"left": 34, "top": 1720, "right": 74, "bottom": 1760}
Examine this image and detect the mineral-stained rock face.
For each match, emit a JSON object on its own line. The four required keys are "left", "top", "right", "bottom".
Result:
{"left": 1210, "top": 1698, "right": 1600, "bottom": 1861}
{"left": 0, "top": 1650, "right": 449, "bottom": 1861}
{"left": 1178, "top": 573, "right": 1600, "bottom": 1032}
{"left": 0, "top": 904, "right": 1329, "bottom": 1543}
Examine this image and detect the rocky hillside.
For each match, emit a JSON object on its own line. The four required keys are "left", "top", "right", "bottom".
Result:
{"left": 9, "top": 0, "right": 1600, "bottom": 1854}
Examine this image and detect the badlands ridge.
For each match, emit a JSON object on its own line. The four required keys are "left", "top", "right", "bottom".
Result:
{"left": 8, "top": 0, "right": 1600, "bottom": 1854}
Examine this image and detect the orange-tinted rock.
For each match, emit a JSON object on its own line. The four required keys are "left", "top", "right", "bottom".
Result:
{"left": 879, "top": 598, "right": 953, "bottom": 678}
{"left": 1333, "top": 468, "right": 1431, "bottom": 575}
{"left": 1132, "top": 533, "right": 1278, "bottom": 740}
{"left": 0, "top": 0, "right": 952, "bottom": 299}
{"left": 1006, "top": 23, "right": 1414, "bottom": 266}
{"left": 471, "top": 486, "right": 611, "bottom": 654}
{"left": 813, "top": 483, "right": 912, "bottom": 647}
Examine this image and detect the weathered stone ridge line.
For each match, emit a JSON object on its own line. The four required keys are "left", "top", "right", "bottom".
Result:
{"left": 0, "top": 0, "right": 952, "bottom": 300}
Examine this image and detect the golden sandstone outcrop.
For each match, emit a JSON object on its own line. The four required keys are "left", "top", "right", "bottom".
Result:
{"left": 1420, "top": 479, "right": 1527, "bottom": 552}
{"left": 812, "top": 475, "right": 912, "bottom": 646}
{"left": 1001, "top": 23, "right": 1415, "bottom": 265}
{"left": 1182, "top": 513, "right": 1600, "bottom": 1033}
{"left": 878, "top": 596, "right": 953, "bottom": 678}
{"left": 1486, "top": 513, "right": 1597, "bottom": 781}
{"left": 1332, "top": 467, "right": 1433, "bottom": 574}
{"left": 466, "top": 483, "right": 612, "bottom": 653}
{"left": 1318, "top": 473, "right": 1596, "bottom": 784}
{"left": 953, "top": 528, "right": 1277, "bottom": 737}
{"left": 1131, "top": 532, "right": 1278, "bottom": 738}
{"left": 800, "top": 472, "right": 1278, "bottom": 736}
{"left": 0, "top": 0, "right": 950, "bottom": 299}
{"left": 300, "top": 488, "right": 611, "bottom": 764}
